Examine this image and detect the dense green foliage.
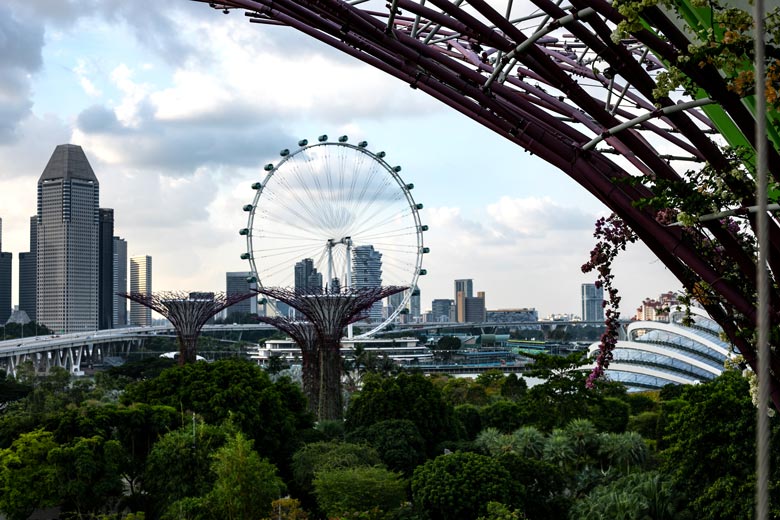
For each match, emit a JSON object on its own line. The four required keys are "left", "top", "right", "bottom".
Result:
{"left": 0, "top": 360, "right": 775, "bottom": 520}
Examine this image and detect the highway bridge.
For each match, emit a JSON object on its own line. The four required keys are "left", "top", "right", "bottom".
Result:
{"left": 0, "top": 324, "right": 277, "bottom": 378}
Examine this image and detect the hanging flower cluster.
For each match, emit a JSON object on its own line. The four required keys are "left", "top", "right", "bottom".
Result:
{"left": 581, "top": 214, "right": 638, "bottom": 388}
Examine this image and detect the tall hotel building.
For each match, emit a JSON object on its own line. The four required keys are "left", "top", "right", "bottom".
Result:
{"left": 226, "top": 271, "right": 258, "bottom": 320}
{"left": 37, "top": 144, "right": 100, "bottom": 333}
{"left": 352, "top": 245, "right": 383, "bottom": 322}
{"left": 0, "top": 219, "right": 11, "bottom": 324}
{"left": 18, "top": 216, "right": 36, "bottom": 321}
{"left": 98, "top": 208, "right": 114, "bottom": 329}
{"left": 130, "top": 255, "right": 152, "bottom": 326}
{"left": 581, "top": 283, "right": 605, "bottom": 322}
{"left": 113, "top": 237, "right": 128, "bottom": 327}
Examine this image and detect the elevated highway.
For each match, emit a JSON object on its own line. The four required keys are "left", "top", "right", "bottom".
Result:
{"left": 0, "top": 324, "right": 276, "bottom": 377}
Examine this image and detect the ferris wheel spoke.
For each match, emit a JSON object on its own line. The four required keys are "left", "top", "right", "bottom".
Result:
{"left": 243, "top": 138, "right": 425, "bottom": 335}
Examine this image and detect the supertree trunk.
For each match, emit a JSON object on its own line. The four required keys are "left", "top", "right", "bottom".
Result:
{"left": 257, "top": 317, "right": 320, "bottom": 414}
{"left": 256, "top": 286, "right": 406, "bottom": 420}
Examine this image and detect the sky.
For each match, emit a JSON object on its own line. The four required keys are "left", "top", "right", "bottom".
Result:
{"left": 0, "top": 0, "right": 681, "bottom": 318}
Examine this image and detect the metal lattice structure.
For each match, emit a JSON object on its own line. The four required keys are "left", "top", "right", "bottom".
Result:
{"left": 120, "top": 291, "right": 256, "bottom": 364}
{"left": 199, "top": 0, "right": 780, "bottom": 408}
{"left": 257, "top": 312, "right": 369, "bottom": 415}
{"left": 257, "top": 286, "right": 406, "bottom": 419}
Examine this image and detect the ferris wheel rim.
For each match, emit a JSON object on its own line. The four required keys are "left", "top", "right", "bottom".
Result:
{"left": 244, "top": 138, "right": 425, "bottom": 337}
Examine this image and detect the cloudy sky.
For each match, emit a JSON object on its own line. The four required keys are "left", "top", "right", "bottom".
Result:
{"left": 0, "top": 0, "right": 680, "bottom": 318}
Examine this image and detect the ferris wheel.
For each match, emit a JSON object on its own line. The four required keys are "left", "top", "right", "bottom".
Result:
{"left": 240, "top": 135, "right": 428, "bottom": 337}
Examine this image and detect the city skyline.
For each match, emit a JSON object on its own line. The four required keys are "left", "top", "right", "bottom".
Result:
{"left": 0, "top": 1, "right": 681, "bottom": 317}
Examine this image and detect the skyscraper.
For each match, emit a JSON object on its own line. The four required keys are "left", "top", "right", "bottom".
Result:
{"left": 410, "top": 285, "right": 420, "bottom": 319}
{"left": 0, "top": 219, "right": 11, "bottom": 324}
{"left": 226, "top": 271, "right": 258, "bottom": 320}
{"left": 112, "top": 237, "right": 127, "bottom": 327}
{"left": 130, "top": 255, "right": 152, "bottom": 326}
{"left": 98, "top": 208, "right": 114, "bottom": 330}
{"left": 464, "top": 291, "right": 487, "bottom": 322}
{"left": 352, "top": 245, "right": 383, "bottom": 321}
{"left": 294, "top": 258, "right": 323, "bottom": 293}
{"left": 37, "top": 144, "right": 100, "bottom": 333}
{"left": 581, "top": 283, "right": 604, "bottom": 322}
{"left": 454, "top": 278, "right": 473, "bottom": 323}
{"left": 18, "top": 216, "right": 37, "bottom": 321}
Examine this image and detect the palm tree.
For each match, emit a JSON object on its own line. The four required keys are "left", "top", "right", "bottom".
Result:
{"left": 509, "top": 426, "right": 545, "bottom": 459}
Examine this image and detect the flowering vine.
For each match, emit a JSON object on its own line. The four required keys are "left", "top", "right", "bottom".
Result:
{"left": 581, "top": 214, "right": 638, "bottom": 388}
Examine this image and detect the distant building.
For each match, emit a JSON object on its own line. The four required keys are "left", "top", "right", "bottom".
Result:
{"left": 352, "top": 245, "right": 383, "bottom": 322}
{"left": 18, "top": 216, "right": 36, "bottom": 321}
{"left": 431, "top": 299, "right": 453, "bottom": 322}
{"left": 454, "top": 279, "right": 473, "bottom": 323}
{"left": 98, "top": 208, "right": 114, "bottom": 330}
{"left": 226, "top": 271, "right": 258, "bottom": 320}
{"left": 129, "top": 255, "right": 152, "bottom": 326}
{"left": 0, "top": 219, "right": 10, "bottom": 324}
{"left": 635, "top": 291, "right": 679, "bottom": 321}
{"left": 294, "top": 258, "right": 323, "bottom": 293}
{"left": 389, "top": 291, "right": 405, "bottom": 314}
{"left": 37, "top": 144, "right": 100, "bottom": 333}
{"left": 581, "top": 283, "right": 604, "bottom": 322}
{"left": 464, "top": 291, "right": 486, "bottom": 322}
{"left": 486, "top": 308, "right": 539, "bottom": 323}
{"left": 410, "top": 285, "right": 420, "bottom": 319}
{"left": 112, "top": 237, "right": 127, "bottom": 327}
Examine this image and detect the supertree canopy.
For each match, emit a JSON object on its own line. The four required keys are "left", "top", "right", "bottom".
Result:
{"left": 120, "top": 291, "right": 256, "bottom": 364}
{"left": 257, "top": 286, "right": 406, "bottom": 420}
{"left": 199, "top": 0, "right": 780, "bottom": 409}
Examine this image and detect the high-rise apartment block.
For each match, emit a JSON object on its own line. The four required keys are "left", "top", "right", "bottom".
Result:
{"left": 18, "top": 216, "right": 36, "bottom": 321}
{"left": 113, "top": 237, "right": 127, "bottom": 327}
{"left": 352, "top": 245, "right": 383, "bottom": 321}
{"left": 294, "top": 258, "right": 323, "bottom": 293}
{"left": 454, "top": 278, "right": 473, "bottom": 322}
{"left": 0, "top": 219, "right": 10, "bottom": 324}
{"left": 98, "top": 208, "right": 114, "bottom": 330}
{"left": 37, "top": 144, "right": 100, "bottom": 333}
{"left": 226, "top": 271, "right": 258, "bottom": 319}
{"left": 410, "top": 285, "right": 420, "bottom": 318}
{"left": 130, "top": 255, "right": 152, "bottom": 326}
{"left": 581, "top": 283, "right": 604, "bottom": 322}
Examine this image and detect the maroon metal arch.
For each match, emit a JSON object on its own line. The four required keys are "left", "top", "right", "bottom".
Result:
{"left": 196, "top": 0, "right": 780, "bottom": 406}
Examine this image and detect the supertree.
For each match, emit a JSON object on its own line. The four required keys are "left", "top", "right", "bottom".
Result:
{"left": 257, "top": 312, "right": 369, "bottom": 415}
{"left": 120, "top": 291, "right": 256, "bottom": 364}
{"left": 199, "top": 0, "right": 780, "bottom": 409}
{"left": 256, "top": 286, "right": 406, "bottom": 420}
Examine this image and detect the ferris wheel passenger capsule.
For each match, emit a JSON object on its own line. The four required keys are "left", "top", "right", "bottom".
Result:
{"left": 393, "top": 166, "right": 402, "bottom": 172}
{"left": 377, "top": 151, "right": 386, "bottom": 158}
{"left": 264, "top": 163, "right": 274, "bottom": 171}
{"left": 252, "top": 182, "right": 262, "bottom": 190}
{"left": 242, "top": 205, "right": 253, "bottom": 212}
{"left": 358, "top": 141, "right": 368, "bottom": 148}
{"left": 419, "top": 269, "right": 428, "bottom": 275}
{"left": 338, "top": 135, "right": 348, "bottom": 142}
{"left": 318, "top": 135, "right": 328, "bottom": 142}
{"left": 415, "top": 203, "right": 424, "bottom": 210}
{"left": 421, "top": 247, "right": 430, "bottom": 254}
{"left": 240, "top": 253, "right": 251, "bottom": 260}
{"left": 420, "top": 225, "right": 429, "bottom": 231}
{"left": 406, "top": 183, "right": 414, "bottom": 190}
{"left": 280, "top": 149, "right": 290, "bottom": 156}
{"left": 298, "top": 139, "right": 308, "bottom": 146}
{"left": 239, "top": 228, "right": 250, "bottom": 236}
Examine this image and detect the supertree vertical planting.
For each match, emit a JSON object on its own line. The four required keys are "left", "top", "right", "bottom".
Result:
{"left": 120, "top": 291, "right": 256, "bottom": 364}
{"left": 256, "top": 286, "right": 406, "bottom": 420}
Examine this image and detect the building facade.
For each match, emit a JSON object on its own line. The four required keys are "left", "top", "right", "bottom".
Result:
{"left": 454, "top": 279, "right": 473, "bottom": 322}
{"left": 464, "top": 291, "right": 486, "bottom": 322}
{"left": 36, "top": 144, "right": 100, "bottom": 333}
{"left": 352, "top": 245, "right": 383, "bottom": 322}
{"left": 18, "top": 216, "right": 37, "bottom": 321}
{"left": 129, "top": 255, "right": 152, "bottom": 326}
{"left": 294, "top": 258, "right": 323, "bottom": 293}
{"left": 581, "top": 283, "right": 604, "bottom": 322}
{"left": 226, "top": 271, "right": 258, "bottom": 320}
{"left": 431, "top": 299, "right": 453, "bottom": 322}
{"left": 98, "top": 208, "right": 114, "bottom": 330}
{"left": 112, "top": 237, "right": 127, "bottom": 327}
